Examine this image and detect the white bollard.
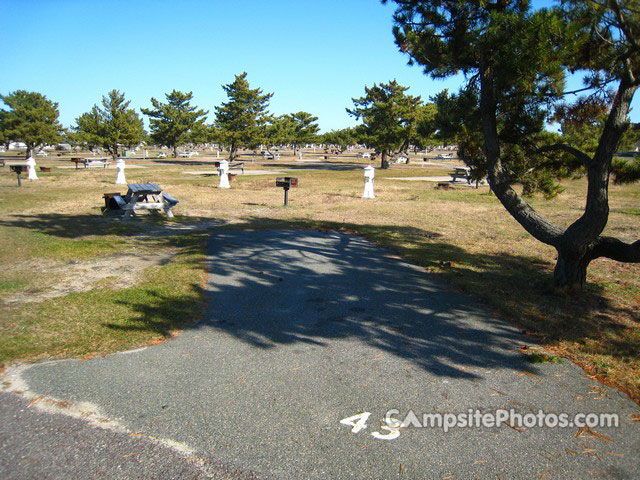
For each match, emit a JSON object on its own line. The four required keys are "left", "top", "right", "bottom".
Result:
{"left": 115, "top": 158, "right": 127, "bottom": 184}
{"left": 26, "top": 156, "right": 38, "bottom": 180}
{"left": 363, "top": 165, "right": 375, "bottom": 198}
{"left": 218, "top": 160, "right": 230, "bottom": 189}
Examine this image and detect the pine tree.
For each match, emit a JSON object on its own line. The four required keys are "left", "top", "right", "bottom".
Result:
{"left": 214, "top": 73, "right": 272, "bottom": 161}
{"left": 142, "top": 90, "right": 208, "bottom": 158}
{"left": 288, "top": 112, "right": 320, "bottom": 156}
{"left": 1, "top": 90, "right": 62, "bottom": 158}
{"left": 75, "top": 90, "right": 145, "bottom": 160}
{"left": 387, "top": 0, "right": 640, "bottom": 289}
{"left": 347, "top": 80, "right": 423, "bottom": 168}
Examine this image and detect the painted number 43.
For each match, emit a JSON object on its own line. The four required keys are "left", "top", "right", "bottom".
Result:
{"left": 340, "top": 412, "right": 400, "bottom": 440}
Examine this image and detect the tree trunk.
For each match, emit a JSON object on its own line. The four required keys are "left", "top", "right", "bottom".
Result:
{"left": 25, "top": 146, "right": 33, "bottom": 159}
{"left": 553, "top": 247, "right": 591, "bottom": 291}
{"left": 173, "top": 146, "right": 178, "bottom": 158}
{"left": 381, "top": 150, "right": 389, "bottom": 169}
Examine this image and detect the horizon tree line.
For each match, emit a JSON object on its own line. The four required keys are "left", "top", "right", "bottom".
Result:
{"left": 0, "top": 73, "right": 454, "bottom": 161}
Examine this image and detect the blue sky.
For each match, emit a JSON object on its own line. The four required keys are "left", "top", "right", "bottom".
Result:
{"left": 1, "top": 0, "right": 637, "bottom": 132}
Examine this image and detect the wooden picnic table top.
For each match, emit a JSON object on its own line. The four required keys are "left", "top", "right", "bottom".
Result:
{"left": 127, "top": 183, "right": 162, "bottom": 194}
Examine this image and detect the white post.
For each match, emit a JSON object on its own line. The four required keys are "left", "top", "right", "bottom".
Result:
{"left": 363, "top": 165, "right": 375, "bottom": 199}
{"left": 216, "top": 149, "right": 220, "bottom": 159}
{"left": 218, "top": 160, "right": 230, "bottom": 189}
{"left": 115, "top": 158, "right": 127, "bottom": 184}
{"left": 26, "top": 156, "right": 38, "bottom": 180}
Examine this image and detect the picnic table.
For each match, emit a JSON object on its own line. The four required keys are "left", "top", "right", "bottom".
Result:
{"left": 102, "top": 183, "right": 179, "bottom": 218}
{"left": 450, "top": 166, "right": 472, "bottom": 184}
{"left": 71, "top": 157, "right": 111, "bottom": 169}
{"left": 213, "top": 161, "right": 245, "bottom": 174}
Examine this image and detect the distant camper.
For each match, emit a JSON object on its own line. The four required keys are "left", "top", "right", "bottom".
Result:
{"left": 8, "top": 142, "right": 27, "bottom": 150}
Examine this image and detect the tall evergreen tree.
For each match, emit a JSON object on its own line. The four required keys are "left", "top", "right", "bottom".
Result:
{"left": 322, "top": 128, "right": 357, "bottom": 154}
{"left": 0, "top": 90, "right": 62, "bottom": 158}
{"left": 288, "top": 112, "right": 320, "bottom": 156}
{"left": 75, "top": 89, "right": 145, "bottom": 160}
{"left": 263, "top": 115, "right": 293, "bottom": 154}
{"left": 409, "top": 103, "right": 439, "bottom": 154}
{"left": 214, "top": 73, "right": 273, "bottom": 161}
{"left": 347, "top": 80, "right": 423, "bottom": 168}
{"left": 142, "top": 90, "right": 208, "bottom": 158}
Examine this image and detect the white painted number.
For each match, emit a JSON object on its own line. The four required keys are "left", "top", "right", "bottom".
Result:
{"left": 340, "top": 412, "right": 371, "bottom": 433}
{"left": 371, "top": 425, "right": 400, "bottom": 440}
{"left": 340, "top": 412, "right": 401, "bottom": 440}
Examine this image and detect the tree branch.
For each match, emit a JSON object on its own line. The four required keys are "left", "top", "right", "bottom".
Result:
{"left": 608, "top": 0, "right": 640, "bottom": 52}
{"left": 561, "top": 80, "right": 615, "bottom": 97}
{"left": 534, "top": 143, "right": 592, "bottom": 166}
{"left": 480, "top": 66, "right": 564, "bottom": 247}
{"left": 562, "top": 81, "right": 638, "bottom": 244}
{"left": 590, "top": 236, "right": 640, "bottom": 262}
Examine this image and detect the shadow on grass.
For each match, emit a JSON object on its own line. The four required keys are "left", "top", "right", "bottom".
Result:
{"left": 0, "top": 213, "right": 227, "bottom": 241}
{"left": 103, "top": 285, "right": 206, "bottom": 338}
{"left": 258, "top": 162, "right": 367, "bottom": 171}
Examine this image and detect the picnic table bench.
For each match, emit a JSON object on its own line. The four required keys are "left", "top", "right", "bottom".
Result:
{"left": 213, "top": 161, "right": 245, "bottom": 174}
{"left": 450, "top": 166, "right": 472, "bottom": 184}
{"left": 71, "top": 157, "right": 111, "bottom": 169}
{"left": 102, "top": 183, "right": 179, "bottom": 218}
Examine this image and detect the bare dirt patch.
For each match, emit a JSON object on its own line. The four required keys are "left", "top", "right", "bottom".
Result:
{"left": 3, "top": 251, "right": 177, "bottom": 305}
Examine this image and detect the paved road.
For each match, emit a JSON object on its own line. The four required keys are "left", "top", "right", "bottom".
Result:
{"left": 0, "top": 391, "right": 259, "bottom": 479}
{"left": 3, "top": 230, "right": 639, "bottom": 479}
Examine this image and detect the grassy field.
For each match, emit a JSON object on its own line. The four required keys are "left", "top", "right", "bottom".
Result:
{"left": 1, "top": 149, "right": 638, "bottom": 403}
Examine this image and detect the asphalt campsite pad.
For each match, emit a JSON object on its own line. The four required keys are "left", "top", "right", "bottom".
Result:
{"left": 12, "top": 230, "right": 640, "bottom": 479}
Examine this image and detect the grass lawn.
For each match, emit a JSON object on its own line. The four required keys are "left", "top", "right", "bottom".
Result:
{"left": 1, "top": 149, "right": 638, "bottom": 403}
